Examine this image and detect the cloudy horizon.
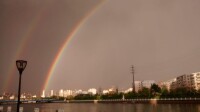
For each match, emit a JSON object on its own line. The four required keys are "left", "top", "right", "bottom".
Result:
{"left": 1, "top": 0, "right": 200, "bottom": 95}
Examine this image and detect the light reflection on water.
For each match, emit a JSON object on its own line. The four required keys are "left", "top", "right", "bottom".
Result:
{"left": 0, "top": 103, "right": 200, "bottom": 112}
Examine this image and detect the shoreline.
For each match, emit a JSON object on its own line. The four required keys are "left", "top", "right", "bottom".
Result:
{"left": 1, "top": 99, "right": 200, "bottom": 105}
{"left": 66, "top": 99, "right": 200, "bottom": 104}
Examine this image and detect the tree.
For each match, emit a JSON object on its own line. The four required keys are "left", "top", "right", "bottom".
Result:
{"left": 124, "top": 92, "right": 138, "bottom": 99}
{"left": 160, "top": 87, "right": 169, "bottom": 98}
{"left": 138, "top": 87, "right": 151, "bottom": 98}
{"left": 74, "top": 94, "right": 96, "bottom": 100}
{"left": 101, "top": 93, "right": 123, "bottom": 99}
{"left": 150, "top": 84, "right": 161, "bottom": 97}
{"left": 169, "top": 87, "right": 190, "bottom": 98}
{"left": 197, "top": 89, "right": 200, "bottom": 98}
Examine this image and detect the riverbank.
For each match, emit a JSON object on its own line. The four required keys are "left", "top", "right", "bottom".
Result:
{"left": 65, "top": 99, "right": 200, "bottom": 104}
{"left": 1, "top": 98, "right": 200, "bottom": 105}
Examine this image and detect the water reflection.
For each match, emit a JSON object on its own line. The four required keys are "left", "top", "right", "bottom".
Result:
{"left": 0, "top": 103, "right": 200, "bottom": 112}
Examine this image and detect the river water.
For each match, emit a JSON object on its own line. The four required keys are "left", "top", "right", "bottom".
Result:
{"left": 1, "top": 103, "right": 200, "bottom": 112}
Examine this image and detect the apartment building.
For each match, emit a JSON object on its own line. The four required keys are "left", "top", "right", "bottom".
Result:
{"left": 160, "top": 78, "right": 176, "bottom": 91}
{"left": 191, "top": 72, "right": 200, "bottom": 90}
{"left": 170, "top": 72, "right": 200, "bottom": 90}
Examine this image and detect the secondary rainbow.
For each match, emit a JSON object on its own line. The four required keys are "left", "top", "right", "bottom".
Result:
{"left": 43, "top": 1, "right": 107, "bottom": 91}
{"left": 3, "top": 2, "right": 54, "bottom": 91}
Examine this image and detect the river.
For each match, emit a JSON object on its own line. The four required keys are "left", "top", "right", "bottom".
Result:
{"left": 0, "top": 103, "right": 200, "bottom": 112}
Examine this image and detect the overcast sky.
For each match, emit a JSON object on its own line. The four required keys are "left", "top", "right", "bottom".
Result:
{"left": 1, "top": 0, "right": 200, "bottom": 95}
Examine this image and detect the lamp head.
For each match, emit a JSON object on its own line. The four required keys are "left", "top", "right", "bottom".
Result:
{"left": 16, "top": 60, "right": 27, "bottom": 74}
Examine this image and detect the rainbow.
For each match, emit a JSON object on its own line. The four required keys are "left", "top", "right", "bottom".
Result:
{"left": 3, "top": 1, "right": 55, "bottom": 91}
{"left": 43, "top": 1, "right": 107, "bottom": 91}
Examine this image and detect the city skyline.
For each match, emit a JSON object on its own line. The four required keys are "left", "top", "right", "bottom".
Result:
{"left": 1, "top": 71, "right": 199, "bottom": 96}
{"left": 1, "top": 0, "right": 200, "bottom": 94}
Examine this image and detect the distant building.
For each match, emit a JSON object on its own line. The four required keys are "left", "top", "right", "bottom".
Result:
{"left": 98, "top": 87, "right": 102, "bottom": 95}
{"left": 21, "top": 93, "right": 26, "bottom": 99}
{"left": 176, "top": 74, "right": 191, "bottom": 89}
{"left": 9, "top": 95, "right": 15, "bottom": 100}
{"left": 191, "top": 72, "right": 200, "bottom": 90}
{"left": 74, "top": 89, "right": 88, "bottom": 95}
{"left": 59, "top": 89, "right": 64, "bottom": 97}
{"left": 108, "top": 88, "right": 115, "bottom": 93}
{"left": 124, "top": 88, "right": 133, "bottom": 93}
{"left": 108, "top": 87, "right": 118, "bottom": 94}
{"left": 63, "top": 90, "right": 73, "bottom": 97}
{"left": 50, "top": 90, "right": 54, "bottom": 96}
{"left": 169, "top": 72, "right": 200, "bottom": 90}
{"left": 102, "top": 87, "right": 118, "bottom": 94}
{"left": 170, "top": 81, "right": 177, "bottom": 90}
{"left": 82, "top": 91, "right": 88, "bottom": 94}
{"left": 135, "top": 81, "right": 142, "bottom": 92}
{"left": 102, "top": 90, "right": 109, "bottom": 94}
{"left": 124, "top": 81, "right": 151, "bottom": 93}
{"left": 0, "top": 96, "right": 3, "bottom": 100}
{"left": 141, "top": 80, "right": 155, "bottom": 89}
{"left": 32, "top": 95, "right": 37, "bottom": 98}
{"left": 160, "top": 78, "right": 176, "bottom": 91}
{"left": 41, "top": 90, "right": 45, "bottom": 98}
{"left": 88, "top": 88, "right": 97, "bottom": 95}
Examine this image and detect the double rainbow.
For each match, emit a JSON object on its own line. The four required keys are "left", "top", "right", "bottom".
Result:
{"left": 3, "top": 2, "right": 54, "bottom": 91}
{"left": 3, "top": 0, "right": 106, "bottom": 92}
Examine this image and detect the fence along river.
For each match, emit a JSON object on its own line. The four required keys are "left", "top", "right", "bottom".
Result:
{"left": 0, "top": 99, "right": 200, "bottom": 112}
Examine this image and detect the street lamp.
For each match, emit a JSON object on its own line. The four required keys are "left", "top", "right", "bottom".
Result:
{"left": 16, "top": 60, "right": 27, "bottom": 112}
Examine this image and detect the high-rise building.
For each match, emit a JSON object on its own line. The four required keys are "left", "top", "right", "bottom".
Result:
{"left": 50, "top": 90, "right": 54, "bottom": 97}
{"left": 41, "top": 90, "right": 45, "bottom": 98}
{"left": 59, "top": 89, "right": 64, "bottom": 97}
{"left": 176, "top": 74, "right": 191, "bottom": 88}
{"left": 169, "top": 72, "right": 200, "bottom": 90}
{"left": 191, "top": 72, "right": 200, "bottom": 90}
{"left": 135, "top": 81, "right": 142, "bottom": 92}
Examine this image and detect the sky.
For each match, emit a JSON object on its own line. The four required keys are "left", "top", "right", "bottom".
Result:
{"left": 1, "top": 0, "right": 200, "bottom": 95}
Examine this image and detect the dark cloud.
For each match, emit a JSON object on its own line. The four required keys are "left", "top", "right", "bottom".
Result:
{"left": 1, "top": 0, "right": 200, "bottom": 95}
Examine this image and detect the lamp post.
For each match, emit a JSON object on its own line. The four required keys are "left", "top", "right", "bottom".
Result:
{"left": 16, "top": 60, "right": 27, "bottom": 112}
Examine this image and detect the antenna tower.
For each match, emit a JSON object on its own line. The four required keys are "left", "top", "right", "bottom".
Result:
{"left": 131, "top": 65, "right": 135, "bottom": 93}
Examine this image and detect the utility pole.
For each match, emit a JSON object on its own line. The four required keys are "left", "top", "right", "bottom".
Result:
{"left": 131, "top": 65, "right": 135, "bottom": 93}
